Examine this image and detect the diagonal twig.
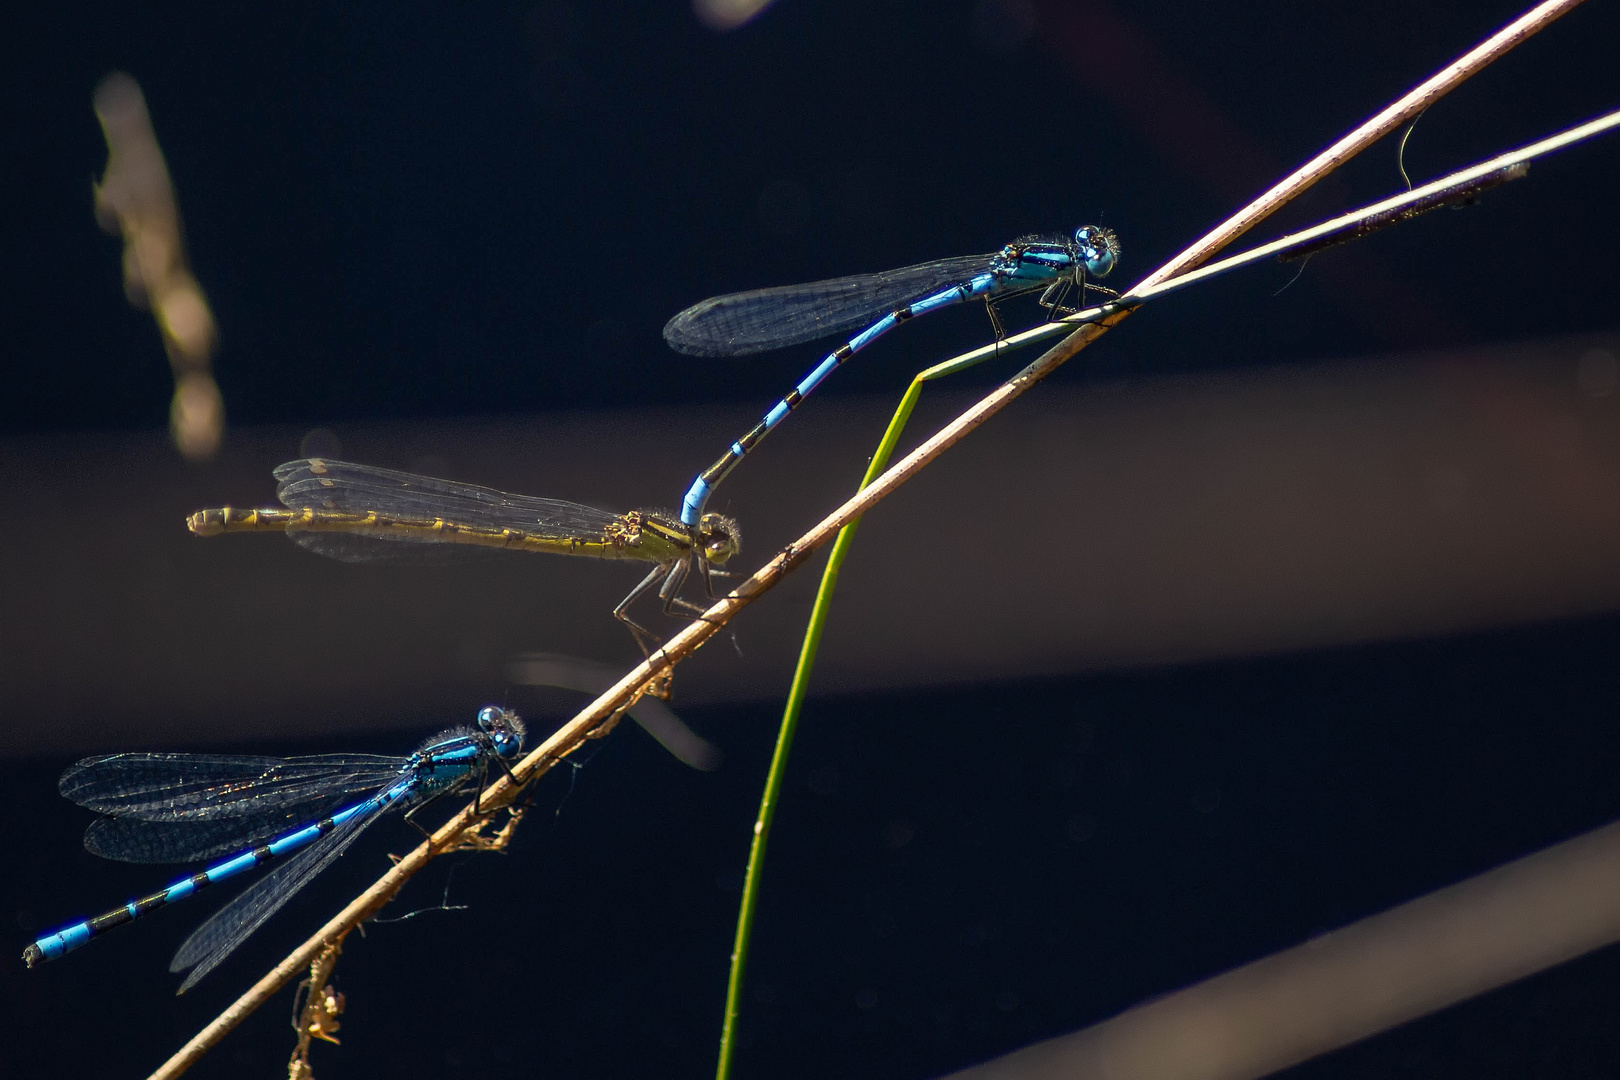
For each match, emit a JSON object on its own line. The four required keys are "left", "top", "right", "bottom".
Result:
{"left": 934, "top": 101, "right": 1620, "bottom": 371}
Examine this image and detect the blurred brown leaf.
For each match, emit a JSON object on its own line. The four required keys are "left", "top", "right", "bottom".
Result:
{"left": 93, "top": 71, "right": 223, "bottom": 460}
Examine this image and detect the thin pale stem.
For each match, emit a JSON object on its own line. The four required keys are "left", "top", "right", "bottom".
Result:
{"left": 1122, "top": 106, "right": 1618, "bottom": 304}
{"left": 1141, "top": 0, "right": 1583, "bottom": 291}
{"left": 929, "top": 101, "right": 1620, "bottom": 372}
{"left": 145, "top": 4, "right": 1583, "bottom": 1075}
{"left": 933, "top": 18, "right": 1604, "bottom": 373}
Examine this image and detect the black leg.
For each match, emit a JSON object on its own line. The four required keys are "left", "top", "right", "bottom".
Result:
{"left": 615, "top": 560, "right": 686, "bottom": 698}
{"left": 471, "top": 760, "right": 490, "bottom": 816}
{"left": 467, "top": 757, "right": 519, "bottom": 816}
{"left": 491, "top": 752, "right": 522, "bottom": 791}
{"left": 1079, "top": 279, "right": 1120, "bottom": 306}
{"left": 979, "top": 282, "right": 1052, "bottom": 339}
{"left": 615, "top": 562, "right": 674, "bottom": 658}
{"left": 657, "top": 556, "right": 690, "bottom": 607}
{"left": 662, "top": 555, "right": 732, "bottom": 626}
{"left": 667, "top": 595, "right": 715, "bottom": 618}
{"left": 402, "top": 782, "right": 464, "bottom": 840}
{"left": 983, "top": 296, "right": 1007, "bottom": 339}
{"left": 617, "top": 561, "right": 668, "bottom": 617}
{"left": 1039, "top": 279, "right": 1075, "bottom": 317}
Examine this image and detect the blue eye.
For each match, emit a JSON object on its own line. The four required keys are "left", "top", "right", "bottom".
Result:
{"left": 477, "top": 706, "right": 500, "bottom": 728}
{"left": 1074, "top": 226, "right": 1118, "bottom": 278}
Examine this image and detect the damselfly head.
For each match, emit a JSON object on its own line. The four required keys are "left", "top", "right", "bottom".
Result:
{"left": 1074, "top": 225, "right": 1119, "bottom": 279}
{"left": 696, "top": 513, "right": 741, "bottom": 565}
{"left": 476, "top": 706, "right": 527, "bottom": 756}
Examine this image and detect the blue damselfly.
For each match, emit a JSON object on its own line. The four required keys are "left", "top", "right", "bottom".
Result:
{"left": 664, "top": 225, "right": 1120, "bottom": 525}
{"left": 23, "top": 706, "right": 525, "bottom": 991}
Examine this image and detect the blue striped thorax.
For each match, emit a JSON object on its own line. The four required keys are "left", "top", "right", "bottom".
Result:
{"left": 992, "top": 225, "right": 1121, "bottom": 285}
{"left": 991, "top": 240, "right": 1073, "bottom": 282}
{"left": 405, "top": 707, "right": 525, "bottom": 800}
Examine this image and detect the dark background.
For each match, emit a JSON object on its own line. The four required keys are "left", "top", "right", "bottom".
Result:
{"left": 4, "top": 0, "right": 1620, "bottom": 1077}
{"left": 5, "top": 0, "right": 1618, "bottom": 432}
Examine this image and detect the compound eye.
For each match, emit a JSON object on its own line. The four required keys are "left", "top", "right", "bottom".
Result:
{"left": 699, "top": 514, "right": 740, "bottom": 562}
{"left": 1075, "top": 226, "right": 1117, "bottom": 278}
{"left": 477, "top": 705, "right": 500, "bottom": 729}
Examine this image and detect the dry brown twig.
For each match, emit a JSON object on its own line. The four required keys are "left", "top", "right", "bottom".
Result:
{"left": 279, "top": 802, "right": 526, "bottom": 1080}
{"left": 144, "top": 2, "right": 1587, "bottom": 1076}
{"left": 286, "top": 941, "right": 345, "bottom": 1080}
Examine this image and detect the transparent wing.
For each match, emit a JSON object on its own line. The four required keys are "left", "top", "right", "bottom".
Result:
{"left": 509, "top": 652, "right": 722, "bottom": 771}
{"left": 662, "top": 253, "right": 996, "bottom": 357}
{"left": 169, "top": 805, "right": 379, "bottom": 992}
{"left": 84, "top": 815, "right": 311, "bottom": 865}
{"left": 275, "top": 459, "right": 624, "bottom": 532}
{"left": 282, "top": 530, "right": 506, "bottom": 565}
{"left": 61, "top": 753, "right": 407, "bottom": 821}
{"left": 272, "top": 458, "right": 633, "bottom": 565}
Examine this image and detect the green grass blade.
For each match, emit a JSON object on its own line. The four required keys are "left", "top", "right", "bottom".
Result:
{"left": 716, "top": 348, "right": 997, "bottom": 1078}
